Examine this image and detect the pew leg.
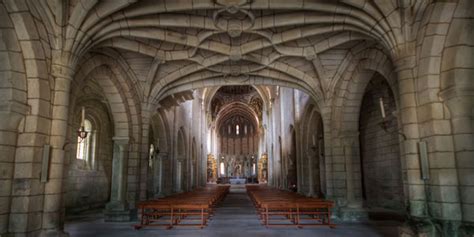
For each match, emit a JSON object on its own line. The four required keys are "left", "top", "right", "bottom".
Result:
{"left": 201, "top": 208, "right": 204, "bottom": 229}
{"left": 265, "top": 208, "right": 269, "bottom": 228}
{"left": 168, "top": 209, "right": 174, "bottom": 229}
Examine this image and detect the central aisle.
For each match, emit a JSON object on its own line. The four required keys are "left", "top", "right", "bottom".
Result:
{"left": 65, "top": 185, "right": 399, "bottom": 237}
{"left": 206, "top": 185, "right": 262, "bottom": 231}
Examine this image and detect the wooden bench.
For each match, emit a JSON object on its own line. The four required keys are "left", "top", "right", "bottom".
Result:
{"left": 134, "top": 185, "right": 230, "bottom": 230}
{"left": 246, "top": 185, "right": 335, "bottom": 228}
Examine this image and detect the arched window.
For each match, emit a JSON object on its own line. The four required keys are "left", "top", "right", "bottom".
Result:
{"left": 76, "top": 119, "right": 92, "bottom": 160}
{"left": 236, "top": 125, "right": 239, "bottom": 135}
{"left": 149, "top": 144, "right": 155, "bottom": 168}
{"left": 220, "top": 162, "right": 225, "bottom": 175}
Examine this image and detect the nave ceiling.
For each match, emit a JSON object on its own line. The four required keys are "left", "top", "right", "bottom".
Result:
{"left": 31, "top": 0, "right": 424, "bottom": 110}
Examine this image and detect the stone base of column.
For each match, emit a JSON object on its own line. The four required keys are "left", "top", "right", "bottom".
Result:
{"left": 339, "top": 206, "right": 368, "bottom": 222}
{"left": 104, "top": 201, "right": 132, "bottom": 222}
{"left": 39, "top": 229, "right": 69, "bottom": 237}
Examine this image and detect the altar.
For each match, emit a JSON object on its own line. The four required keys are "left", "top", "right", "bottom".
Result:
{"left": 229, "top": 178, "right": 246, "bottom": 184}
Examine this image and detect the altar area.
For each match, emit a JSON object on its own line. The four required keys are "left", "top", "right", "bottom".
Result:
{"left": 229, "top": 178, "right": 246, "bottom": 184}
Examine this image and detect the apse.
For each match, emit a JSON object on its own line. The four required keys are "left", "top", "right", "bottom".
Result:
{"left": 207, "top": 86, "right": 263, "bottom": 184}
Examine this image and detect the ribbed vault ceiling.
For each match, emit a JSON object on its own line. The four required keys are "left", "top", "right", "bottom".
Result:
{"left": 54, "top": 0, "right": 423, "bottom": 108}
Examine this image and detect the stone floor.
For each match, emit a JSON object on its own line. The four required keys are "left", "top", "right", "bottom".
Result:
{"left": 65, "top": 186, "right": 401, "bottom": 237}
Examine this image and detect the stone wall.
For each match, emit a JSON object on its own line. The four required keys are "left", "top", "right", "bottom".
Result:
{"left": 64, "top": 102, "right": 114, "bottom": 214}
{"left": 359, "top": 76, "right": 404, "bottom": 211}
{"left": 0, "top": 1, "right": 472, "bottom": 236}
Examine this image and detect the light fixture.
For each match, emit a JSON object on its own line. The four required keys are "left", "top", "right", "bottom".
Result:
{"left": 77, "top": 106, "right": 88, "bottom": 141}
{"left": 377, "top": 98, "right": 407, "bottom": 140}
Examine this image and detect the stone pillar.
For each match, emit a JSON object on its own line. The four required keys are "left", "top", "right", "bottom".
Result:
{"left": 394, "top": 52, "right": 427, "bottom": 218}
{"left": 40, "top": 64, "right": 73, "bottom": 237}
{"left": 339, "top": 134, "right": 367, "bottom": 221}
{"left": 104, "top": 137, "right": 132, "bottom": 222}
{"left": 154, "top": 152, "right": 168, "bottom": 198}
{"left": 175, "top": 158, "right": 184, "bottom": 193}
{"left": 307, "top": 148, "right": 316, "bottom": 197}
{"left": 320, "top": 106, "right": 334, "bottom": 198}
{"left": 0, "top": 104, "right": 27, "bottom": 235}
{"left": 440, "top": 88, "right": 474, "bottom": 222}
{"left": 342, "top": 135, "right": 362, "bottom": 208}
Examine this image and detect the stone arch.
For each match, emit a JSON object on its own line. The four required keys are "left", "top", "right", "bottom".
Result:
{"left": 326, "top": 47, "right": 400, "bottom": 206}
{"left": 149, "top": 109, "right": 172, "bottom": 196}
{"left": 300, "top": 103, "right": 325, "bottom": 197}
{"left": 154, "top": 75, "right": 319, "bottom": 107}
{"left": 358, "top": 75, "right": 404, "bottom": 212}
{"left": 0, "top": 3, "right": 30, "bottom": 235}
{"left": 0, "top": 16, "right": 27, "bottom": 113}
{"left": 437, "top": 0, "right": 474, "bottom": 223}
{"left": 176, "top": 127, "right": 187, "bottom": 192}
{"left": 73, "top": 54, "right": 142, "bottom": 139}
{"left": 204, "top": 85, "right": 271, "bottom": 117}
{"left": 68, "top": 98, "right": 114, "bottom": 164}
{"left": 73, "top": 52, "right": 146, "bottom": 209}
{"left": 288, "top": 125, "right": 298, "bottom": 191}
{"left": 331, "top": 47, "right": 398, "bottom": 137}
{"left": 151, "top": 110, "right": 171, "bottom": 154}
{"left": 64, "top": 98, "right": 115, "bottom": 212}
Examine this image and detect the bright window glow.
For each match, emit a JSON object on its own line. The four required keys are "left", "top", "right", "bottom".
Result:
{"left": 253, "top": 163, "right": 256, "bottom": 175}
{"left": 220, "top": 162, "right": 225, "bottom": 175}
{"left": 207, "top": 131, "right": 211, "bottom": 154}
{"left": 149, "top": 144, "right": 154, "bottom": 168}
{"left": 236, "top": 125, "right": 239, "bottom": 135}
{"left": 76, "top": 119, "right": 92, "bottom": 160}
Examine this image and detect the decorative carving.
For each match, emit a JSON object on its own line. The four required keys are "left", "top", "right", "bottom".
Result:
{"left": 212, "top": 0, "right": 254, "bottom": 38}
{"left": 228, "top": 19, "right": 243, "bottom": 38}
{"left": 229, "top": 46, "right": 242, "bottom": 61}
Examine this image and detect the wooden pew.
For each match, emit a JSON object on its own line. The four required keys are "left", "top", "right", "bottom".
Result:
{"left": 246, "top": 185, "right": 335, "bottom": 228}
{"left": 134, "top": 185, "right": 230, "bottom": 230}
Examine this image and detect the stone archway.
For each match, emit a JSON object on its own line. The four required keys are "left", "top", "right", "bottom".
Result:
{"left": 288, "top": 126, "right": 298, "bottom": 191}
{"left": 176, "top": 128, "right": 187, "bottom": 192}
{"left": 358, "top": 74, "right": 404, "bottom": 212}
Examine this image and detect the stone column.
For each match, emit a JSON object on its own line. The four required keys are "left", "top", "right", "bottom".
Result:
{"left": 40, "top": 64, "right": 73, "bottom": 237}
{"left": 320, "top": 106, "right": 334, "bottom": 198}
{"left": 104, "top": 137, "right": 132, "bottom": 222}
{"left": 440, "top": 88, "right": 474, "bottom": 222}
{"left": 339, "top": 133, "right": 367, "bottom": 221}
{"left": 154, "top": 152, "right": 168, "bottom": 198}
{"left": 307, "top": 148, "right": 316, "bottom": 197}
{"left": 394, "top": 52, "right": 428, "bottom": 218}
{"left": 175, "top": 158, "right": 184, "bottom": 193}
{"left": 342, "top": 135, "right": 362, "bottom": 208}
{"left": 0, "top": 104, "right": 27, "bottom": 235}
